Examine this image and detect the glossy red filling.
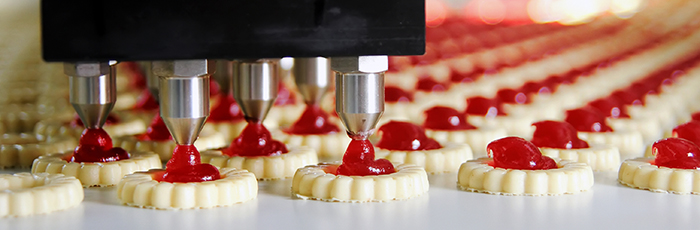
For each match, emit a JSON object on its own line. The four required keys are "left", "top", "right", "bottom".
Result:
{"left": 132, "top": 90, "right": 159, "bottom": 111}
{"left": 158, "top": 145, "right": 221, "bottom": 183}
{"left": 376, "top": 121, "right": 441, "bottom": 151}
{"left": 70, "top": 114, "right": 120, "bottom": 127}
{"left": 450, "top": 69, "right": 480, "bottom": 83}
{"left": 520, "top": 82, "right": 551, "bottom": 95}
{"left": 672, "top": 121, "right": 700, "bottom": 146}
{"left": 222, "top": 122, "right": 288, "bottom": 157}
{"left": 71, "top": 128, "right": 129, "bottom": 163}
{"left": 275, "top": 83, "right": 296, "bottom": 106}
{"left": 385, "top": 86, "right": 414, "bottom": 103}
{"left": 488, "top": 137, "right": 557, "bottom": 170}
{"left": 208, "top": 94, "right": 244, "bottom": 122}
{"left": 465, "top": 97, "right": 506, "bottom": 117}
{"left": 423, "top": 106, "right": 476, "bottom": 131}
{"left": 416, "top": 78, "right": 447, "bottom": 92}
{"left": 691, "top": 112, "right": 700, "bottom": 121}
{"left": 651, "top": 138, "right": 700, "bottom": 169}
{"left": 209, "top": 80, "right": 221, "bottom": 97}
{"left": 611, "top": 90, "right": 643, "bottom": 106}
{"left": 565, "top": 108, "right": 613, "bottom": 132}
{"left": 496, "top": 88, "right": 529, "bottom": 104}
{"left": 587, "top": 98, "right": 630, "bottom": 118}
{"left": 531, "top": 120, "right": 589, "bottom": 149}
{"left": 335, "top": 140, "right": 396, "bottom": 176}
{"left": 285, "top": 105, "right": 339, "bottom": 135}
{"left": 136, "top": 115, "right": 172, "bottom": 141}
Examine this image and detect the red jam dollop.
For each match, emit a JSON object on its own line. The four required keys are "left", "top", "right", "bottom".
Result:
{"left": 611, "top": 90, "right": 643, "bottom": 106}
{"left": 531, "top": 120, "right": 589, "bottom": 149}
{"left": 222, "top": 122, "right": 288, "bottom": 157}
{"left": 672, "top": 121, "right": 700, "bottom": 146}
{"left": 496, "top": 88, "right": 529, "bottom": 104}
{"left": 375, "top": 121, "right": 441, "bottom": 151}
{"left": 335, "top": 139, "right": 396, "bottom": 176}
{"left": 423, "top": 106, "right": 477, "bottom": 131}
{"left": 159, "top": 145, "right": 221, "bottom": 183}
{"left": 487, "top": 136, "right": 557, "bottom": 170}
{"left": 137, "top": 115, "right": 172, "bottom": 141}
{"left": 285, "top": 105, "right": 340, "bottom": 135}
{"left": 275, "top": 83, "right": 296, "bottom": 106}
{"left": 132, "top": 90, "right": 159, "bottom": 111}
{"left": 520, "top": 82, "right": 551, "bottom": 95}
{"left": 587, "top": 98, "right": 630, "bottom": 118}
{"left": 691, "top": 112, "right": 700, "bottom": 121}
{"left": 385, "top": 86, "right": 414, "bottom": 103}
{"left": 416, "top": 78, "right": 447, "bottom": 92}
{"left": 465, "top": 97, "right": 506, "bottom": 117}
{"left": 71, "top": 128, "right": 129, "bottom": 163}
{"left": 70, "top": 114, "right": 120, "bottom": 127}
{"left": 565, "top": 108, "right": 614, "bottom": 132}
{"left": 208, "top": 94, "right": 244, "bottom": 122}
{"left": 651, "top": 138, "right": 700, "bottom": 169}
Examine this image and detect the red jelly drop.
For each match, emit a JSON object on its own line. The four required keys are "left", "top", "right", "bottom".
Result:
{"left": 565, "top": 108, "right": 614, "bottom": 132}
{"left": 416, "top": 78, "right": 447, "bottom": 92}
{"left": 496, "top": 88, "right": 529, "bottom": 104}
{"left": 651, "top": 138, "right": 700, "bottom": 169}
{"left": 161, "top": 145, "right": 221, "bottom": 183}
{"left": 275, "top": 83, "right": 296, "bottom": 106}
{"left": 520, "top": 82, "right": 551, "bottom": 95}
{"left": 423, "top": 106, "right": 476, "bottom": 131}
{"left": 285, "top": 105, "right": 340, "bottom": 135}
{"left": 672, "top": 121, "right": 700, "bottom": 146}
{"left": 210, "top": 80, "right": 221, "bottom": 97}
{"left": 487, "top": 137, "right": 558, "bottom": 170}
{"left": 137, "top": 115, "right": 172, "bottom": 141}
{"left": 132, "top": 90, "right": 159, "bottom": 111}
{"left": 691, "top": 112, "right": 700, "bottom": 121}
{"left": 587, "top": 98, "right": 630, "bottom": 118}
{"left": 611, "top": 90, "right": 644, "bottom": 106}
{"left": 336, "top": 140, "right": 396, "bottom": 176}
{"left": 71, "top": 128, "right": 129, "bottom": 163}
{"left": 208, "top": 94, "right": 243, "bottom": 122}
{"left": 450, "top": 68, "right": 481, "bottom": 84}
{"left": 385, "top": 86, "right": 414, "bottom": 103}
{"left": 531, "top": 120, "right": 589, "bottom": 149}
{"left": 376, "top": 121, "right": 441, "bottom": 151}
{"left": 465, "top": 97, "right": 506, "bottom": 117}
{"left": 222, "top": 122, "right": 289, "bottom": 157}
{"left": 70, "top": 114, "right": 120, "bottom": 127}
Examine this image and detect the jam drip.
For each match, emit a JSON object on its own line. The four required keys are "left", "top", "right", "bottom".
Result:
{"left": 137, "top": 115, "right": 172, "bottom": 141}
{"left": 160, "top": 145, "right": 221, "bottom": 183}
{"left": 565, "top": 108, "right": 613, "bottom": 132}
{"left": 531, "top": 121, "right": 589, "bottom": 149}
{"left": 208, "top": 94, "right": 244, "bottom": 122}
{"left": 385, "top": 86, "right": 414, "bottom": 103}
{"left": 285, "top": 105, "right": 340, "bottom": 135}
{"left": 488, "top": 137, "right": 557, "bottom": 170}
{"left": 132, "top": 90, "right": 159, "bottom": 111}
{"left": 71, "top": 128, "right": 129, "bottom": 163}
{"left": 70, "top": 114, "right": 120, "bottom": 127}
{"left": 335, "top": 140, "right": 396, "bottom": 176}
{"left": 423, "top": 106, "right": 477, "bottom": 131}
{"left": 376, "top": 121, "right": 441, "bottom": 151}
{"left": 465, "top": 97, "right": 506, "bottom": 117}
{"left": 672, "top": 121, "right": 700, "bottom": 146}
{"left": 222, "top": 122, "right": 288, "bottom": 157}
{"left": 651, "top": 138, "right": 700, "bottom": 169}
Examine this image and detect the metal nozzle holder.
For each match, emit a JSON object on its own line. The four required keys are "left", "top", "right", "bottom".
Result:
{"left": 138, "top": 61, "right": 159, "bottom": 101}
{"left": 231, "top": 60, "right": 279, "bottom": 122}
{"left": 153, "top": 60, "right": 214, "bottom": 145}
{"left": 213, "top": 60, "right": 234, "bottom": 96}
{"left": 66, "top": 61, "right": 117, "bottom": 129}
{"left": 293, "top": 57, "right": 332, "bottom": 105}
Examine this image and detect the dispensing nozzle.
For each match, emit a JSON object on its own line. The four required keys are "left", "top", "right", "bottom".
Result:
{"left": 66, "top": 61, "right": 117, "bottom": 129}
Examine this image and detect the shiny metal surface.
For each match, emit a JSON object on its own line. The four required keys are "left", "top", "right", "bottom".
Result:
{"left": 330, "top": 55, "right": 389, "bottom": 73}
{"left": 232, "top": 60, "right": 278, "bottom": 122}
{"left": 66, "top": 62, "right": 116, "bottom": 129}
{"left": 212, "top": 60, "right": 233, "bottom": 95}
{"left": 334, "top": 72, "right": 384, "bottom": 140}
{"left": 293, "top": 57, "right": 332, "bottom": 105}
{"left": 138, "top": 61, "right": 159, "bottom": 100}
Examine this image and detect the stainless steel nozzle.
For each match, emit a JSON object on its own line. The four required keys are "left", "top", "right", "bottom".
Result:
{"left": 153, "top": 60, "right": 214, "bottom": 145}
{"left": 66, "top": 62, "right": 117, "bottom": 129}
{"left": 293, "top": 57, "right": 332, "bottom": 105}
{"left": 138, "top": 61, "right": 159, "bottom": 100}
{"left": 231, "top": 60, "right": 278, "bottom": 122}
{"left": 213, "top": 60, "right": 234, "bottom": 95}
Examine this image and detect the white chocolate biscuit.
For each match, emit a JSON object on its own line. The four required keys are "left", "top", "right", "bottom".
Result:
{"left": 578, "top": 131, "right": 645, "bottom": 158}
{"left": 115, "top": 131, "right": 227, "bottom": 161}
{"left": 0, "top": 134, "right": 76, "bottom": 168}
{"left": 201, "top": 146, "right": 317, "bottom": 180}
{"left": 273, "top": 130, "right": 350, "bottom": 161}
{"left": 540, "top": 145, "right": 621, "bottom": 171}
{"left": 618, "top": 157, "right": 700, "bottom": 195}
{"left": 116, "top": 167, "right": 258, "bottom": 210}
{"left": 34, "top": 116, "right": 146, "bottom": 139}
{"left": 204, "top": 121, "right": 247, "bottom": 143}
{"left": 607, "top": 117, "right": 663, "bottom": 144}
{"left": 31, "top": 151, "right": 161, "bottom": 187}
{"left": 468, "top": 115, "right": 536, "bottom": 139}
{"left": 375, "top": 143, "right": 473, "bottom": 174}
{"left": 291, "top": 163, "right": 429, "bottom": 202}
{"left": 0, "top": 173, "right": 84, "bottom": 217}
{"left": 426, "top": 127, "right": 507, "bottom": 158}
{"left": 457, "top": 158, "right": 594, "bottom": 196}
{"left": 0, "top": 104, "right": 48, "bottom": 133}
{"left": 266, "top": 104, "right": 306, "bottom": 128}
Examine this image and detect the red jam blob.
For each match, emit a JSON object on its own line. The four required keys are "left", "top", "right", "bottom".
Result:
{"left": 132, "top": 90, "right": 159, "bottom": 111}
{"left": 137, "top": 115, "right": 172, "bottom": 141}
{"left": 416, "top": 78, "right": 447, "bottom": 92}
{"left": 210, "top": 80, "right": 221, "bottom": 97}
{"left": 423, "top": 106, "right": 476, "bottom": 131}
{"left": 465, "top": 97, "right": 506, "bottom": 117}
{"left": 531, "top": 120, "right": 589, "bottom": 149}
{"left": 275, "top": 83, "right": 296, "bottom": 106}
{"left": 672, "top": 121, "right": 700, "bottom": 146}
{"left": 335, "top": 140, "right": 396, "bottom": 176}
{"left": 611, "top": 90, "right": 643, "bottom": 106}
{"left": 520, "top": 82, "right": 551, "bottom": 95}
{"left": 565, "top": 108, "right": 614, "bottom": 132}
{"left": 285, "top": 105, "right": 340, "bottom": 135}
{"left": 208, "top": 94, "right": 243, "bottom": 122}
{"left": 385, "top": 86, "right": 414, "bottom": 103}
{"left": 160, "top": 145, "right": 221, "bottom": 183}
{"left": 70, "top": 114, "right": 120, "bottom": 127}
{"left": 450, "top": 68, "right": 481, "bottom": 84}
{"left": 496, "top": 88, "right": 529, "bottom": 104}
{"left": 222, "top": 122, "right": 288, "bottom": 157}
{"left": 587, "top": 98, "right": 630, "bottom": 118}
{"left": 375, "top": 121, "right": 441, "bottom": 151}
{"left": 691, "top": 112, "right": 700, "bottom": 121}
{"left": 487, "top": 137, "right": 557, "bottom": 170}
{"left": 71, "top": 128, "right": 129, "bottom": 163}
{"left": 651, "top": 138, "right": 700, "bottom": 169}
